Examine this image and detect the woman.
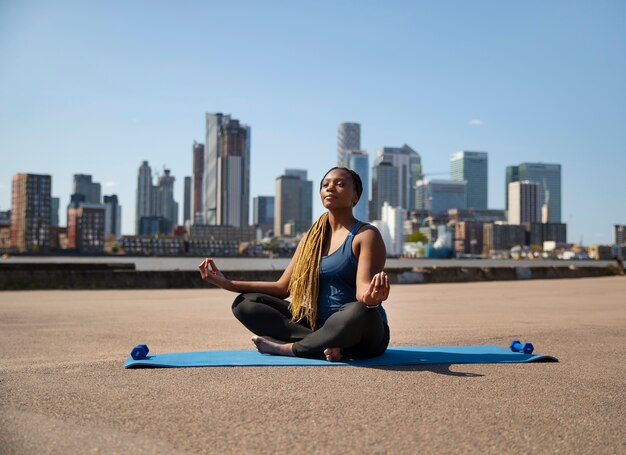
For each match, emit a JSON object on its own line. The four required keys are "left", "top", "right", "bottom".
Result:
{"left": 198, "top": 167, "right": 390, "bottom": 362}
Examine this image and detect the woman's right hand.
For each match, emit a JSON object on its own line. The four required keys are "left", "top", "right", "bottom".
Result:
{"left": 198, "top": 258, "right": 231, "bottom": 289}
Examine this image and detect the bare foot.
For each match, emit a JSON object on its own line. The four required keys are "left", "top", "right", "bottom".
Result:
{"left": 251, "top": 336, "right": 295, "bottom": 357}
{"left": 324, "top": 347, "right": 342, "bottom": 362}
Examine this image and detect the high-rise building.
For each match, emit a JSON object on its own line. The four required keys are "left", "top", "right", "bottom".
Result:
{"left": 381, "top": 202, "right": 406, "bottom": 256}
{"left": 203, "top": 113, "right": 250, "bottom": 226}
{"left": 615, "top": 225, "right": 626, "bottom": 246}
{"left": 505, "top": 163, "right": 561, "bottom": 222}
{"left": 11, "top": 173, "right": 52, "bottom": 252}
{"left": 136, "top": 161, "right": 153, "bottom": 234}
{"left": 183, "top": 176, "right": 191, "bottom": 226}
{"left": 337, "top": 122, "right": 361, "bottom": 167}
{"left": 51, "top": 197, "right": 60, "bottom": 227}
{"left": 347, "top": 150, "right": 369, "bottom": 222}
{"left": 73, "top": 174, "right": 101, "bottom": 204}
{"left": 416, "top": 179, "right": 467, "bottom": 215}
{"left": 155, "top": 169, "right": 178, "bottom": 233}
{"left": 370, "top": 145, "right": 421, "bottom": 219}
{"left": 67, "top": 202, "right": 105, "bottom": 252}
{"left": 192, "top": 141, "right": 204, "bottom": 224}
{"left": 483, "top": 223, "right": 525, "bottom": 253}
{"left": 450, "top": 151, "right": 488, "bottom": 210}
{"left": 275, "top": 170, "right": 313, "bottom": 237}
{"left": 253, "top": 196, "right": 275, "bottom": 235}
{"left": 103, "top": 195, "right": 122, "bottom": 239}
{"left": 507, "top": 181, "right": 538, "bottom": 225}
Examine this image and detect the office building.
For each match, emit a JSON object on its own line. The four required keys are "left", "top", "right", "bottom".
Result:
{"left": 135, "top": 161, "right": 178, "bottom": 235}
{"left": 454, "top": 221, "right": 485, "bottom": 256}
{"left": 380, "top": 202, "right": 406, "bottom": 257}
{"left": 183, "top": 176, "right": 191, "bottom": 225}
{"left": 136, "top": 161, "right": 153, "bottom": 234}
{"left": 416, "top": 179, "right": 467, "bottom": 215}
{"left": 51, "top": 197, "right": 60, "bottom": 227}
{"left": 505, "top": 163, "right": 561, "bottom": 222}
{"left": 614, "top": 225, "right": 626, "bottom": 246}
{"left": 73, "top": 174, "right": 101, "bottom": 204}
{"left": 507, "top": 181, "right": 538, "bottom": 225}
{"left": 347, "top": 150, "right": 369, "bottom": 221}
{"left": 154, "top": 169, "right": 178, "bottom": 233}
{"left": 337, "top": 122, "right": 360, "bottom": 167}
{"left": 67, "top": 203, "right": 105, "bottom": 253}
{"left": 275, "top": 170, "right": 313, "bottom": 237}
{"left": 450, "top": 151, "right": 488, "bottom": 210}
{"left": 524, "top": 222, "right": 567, "bottom": 246}
{"left": 10, "top": 173, "right": 51, "bottom": 252}
{"left": 370, "top": 145, "right": 421, "bottom": 219}
{"left": 253, "top": 196, "right": 275, "bottom": 235}
{"left": 483, "top": 223, "right": 525, "bottom": 253}
{"left": 103, "top": 195, "right": 122, "bottom": 239}
{"left": 204, "top": 113, "right": 251, "bottom": 226}
{"left": 192, "top": 141, "right": 204, "bottom": 224}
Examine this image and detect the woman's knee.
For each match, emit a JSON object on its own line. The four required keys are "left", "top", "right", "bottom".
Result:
{"left": 232, "top": 293, "right": 255, "bottom": 320}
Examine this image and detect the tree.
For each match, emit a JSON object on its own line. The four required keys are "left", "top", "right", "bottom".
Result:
{"left": 406, "top": 231, "right": 428, "bottom": 243}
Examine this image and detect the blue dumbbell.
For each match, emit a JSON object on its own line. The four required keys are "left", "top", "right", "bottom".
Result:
{"left": 130, "top": 344, "right": 150, "bottom": 360}
{"left": 509, "top": 340, "right": 534, "bottom": 354}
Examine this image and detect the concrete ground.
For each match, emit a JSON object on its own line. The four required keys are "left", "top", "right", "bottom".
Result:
{"left": 1, "top": 277, "right": 625, "bottom": 454}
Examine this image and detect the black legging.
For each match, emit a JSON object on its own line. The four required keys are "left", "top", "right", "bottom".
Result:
{"left": 231, "top": 293, "right": 390, "bottom": 359}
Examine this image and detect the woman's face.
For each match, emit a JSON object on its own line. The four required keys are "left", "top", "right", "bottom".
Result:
{"left": 320, "top": 168, "right": 358, "bottom": 210}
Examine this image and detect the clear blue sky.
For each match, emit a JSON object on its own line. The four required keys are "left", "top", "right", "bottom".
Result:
{"left": 1, "top": 0, "right": 625, "bottom": 244}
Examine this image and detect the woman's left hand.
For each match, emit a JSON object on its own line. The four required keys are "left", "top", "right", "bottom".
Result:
{"left": 360, "top": 272, "right": 390, "bottom": 306}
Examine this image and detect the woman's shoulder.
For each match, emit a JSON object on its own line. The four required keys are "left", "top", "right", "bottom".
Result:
{"left": 354, "top": 222, "right": 383, "bottom": 242}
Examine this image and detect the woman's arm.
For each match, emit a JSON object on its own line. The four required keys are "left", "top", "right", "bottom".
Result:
{"left": 198, "top": 240, "right": 303, "bottom": 299}
{"left": 354, "top": 226, "right": 390, "bottom": 306}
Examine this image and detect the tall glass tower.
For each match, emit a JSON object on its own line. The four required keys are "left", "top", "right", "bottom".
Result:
{"left": 450, "top": 151, "right": 488, "bottom": 210}
{"left": 506, "top": 163, "right": 561, "bottom": 223}
{"left": 135, "top": 161, "right": 153, "bottom": 234}
{"left": 347, "top": 150, "right": 369, "bottom": 221}
{"left": 337, "top": 122, "right": 361, "bottom": 167}
{"left": 204, "top": 113, "right": 250, "bottom": 226}
{"left": 370, "top": 145, "right": 421, "bottom": 220}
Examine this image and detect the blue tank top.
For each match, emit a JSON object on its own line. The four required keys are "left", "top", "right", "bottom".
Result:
{"left": 317, "top": 221, "right": 388, "bottom": 324}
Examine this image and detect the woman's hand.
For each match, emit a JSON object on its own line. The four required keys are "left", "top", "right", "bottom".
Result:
{"left": 359, "top": 271, "right": 390, "bottom": 307}
{"left": 198, "top": 258, "right": 231, "bottom": 290}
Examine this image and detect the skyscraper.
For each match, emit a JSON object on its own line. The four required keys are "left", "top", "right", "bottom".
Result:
{"left": 51, "top": 197, "right": 60, "bottom": 227}
{"left": 450, "top": 151, "right": 488, "bottom": 210}
{"left": 370, "top": 145, "right": 421, "bottom": 219}
{"left": 275, "top": 170, "right": 313, "bottom": 236}
{"left": 204, "top": 113, "right": 250, "bottom": 226}
{"left": 136, "top": 161, "right": 153, "bottom": 234}
{"left": 104, "top": 195, "right": 122, "bottom": 239}
{"left": 506, "top": 163, "right": 561, "bottom": 222}
{"left": 11, "top": 173, "right": 52, "bottom": 252}
{"left": 135, "top": 161, "right": 178, "bottom": 235}
{"left": 67, "top": 202, "right": 105, "bottom": 252}
{"left": 73, "top": 174, "right": 101, "bottom": 204}
{"left": 183, "top": 176, "right": 191, "bottom": 226}
{"left": 155, "top": 169, "right": 178, "bottom": 233}
{"left": 507, "top": 181, "right": 538, "bottom": 225}
{"left": 337, "top": 122, "right": 361, "bottom": 167}
{"left": 192, "top": 141, "right": 204, "bottom": 224}
{"left": 416, "top": 179, "right": 467, "bottom": 214}
{"left": 347, "top": 150, "right": 369, "bottom": 221}
{"left": 253, "top": 196, "right": 275, "bottom": 235}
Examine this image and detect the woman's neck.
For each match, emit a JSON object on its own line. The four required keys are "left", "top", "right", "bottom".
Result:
{"left": 327, "top": 210, "right": 356, "bottom": 232}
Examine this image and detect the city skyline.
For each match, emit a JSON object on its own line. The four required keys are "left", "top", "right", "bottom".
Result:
{"left": 1, "top": 1, "right": 625, "bottom": 244}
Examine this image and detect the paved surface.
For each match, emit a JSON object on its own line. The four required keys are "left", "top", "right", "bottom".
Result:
{"left": 1, "top": 277, "right": 625, "bottom": 454}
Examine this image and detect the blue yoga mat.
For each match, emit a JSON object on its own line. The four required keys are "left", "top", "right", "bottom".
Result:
{"left": 124, "top": 345, "right": 558, "bottom": 368}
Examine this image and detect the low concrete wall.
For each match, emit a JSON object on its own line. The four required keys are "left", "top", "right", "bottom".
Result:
{"left": 0, "top": 262, "right": 618, "bottom": 290}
